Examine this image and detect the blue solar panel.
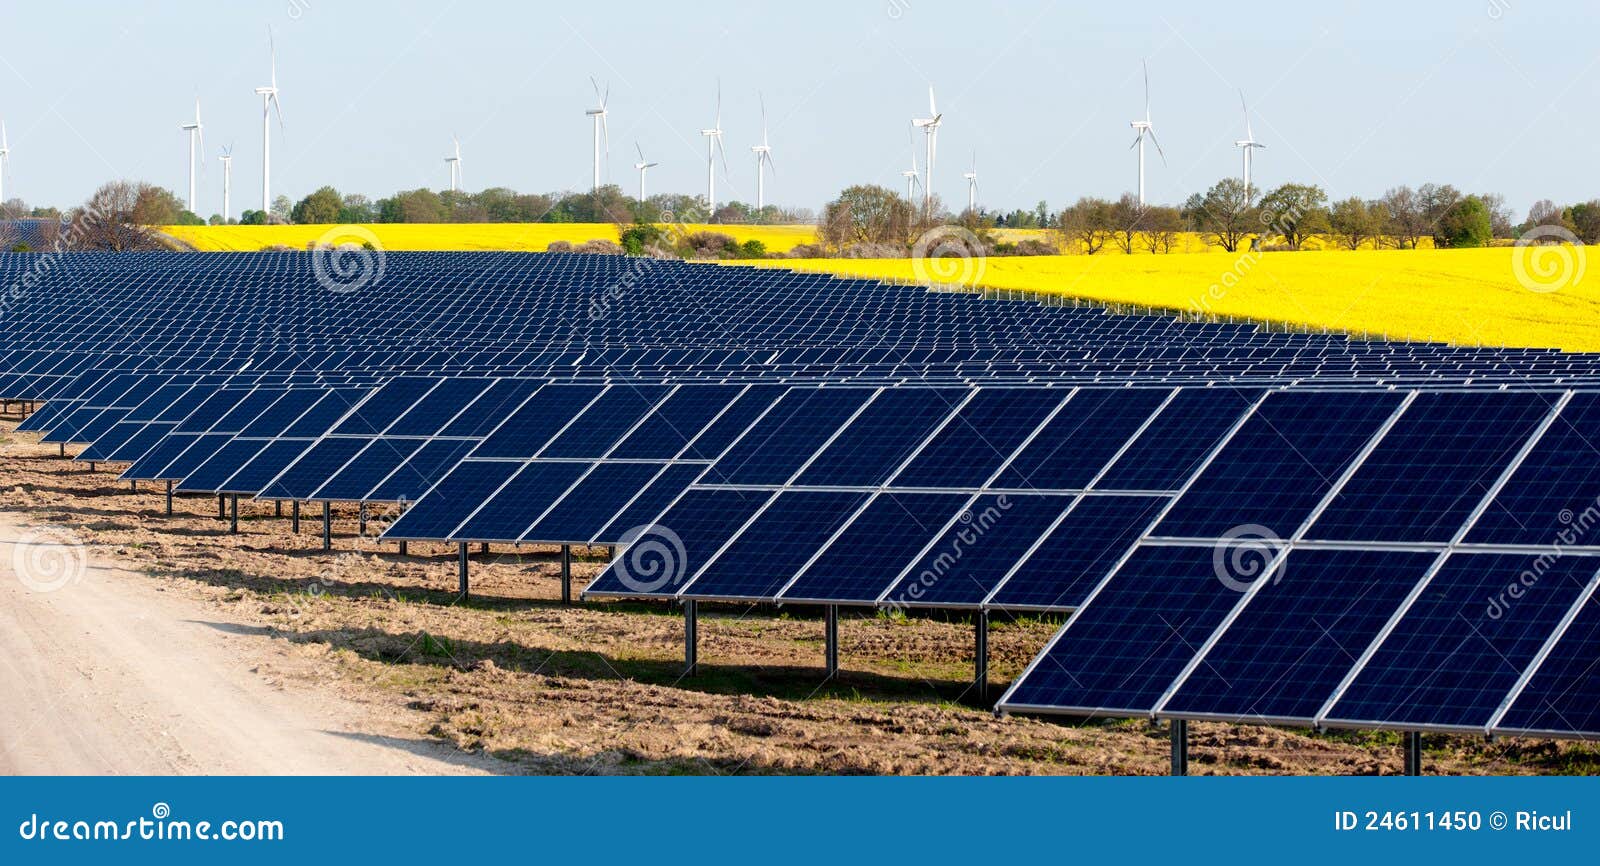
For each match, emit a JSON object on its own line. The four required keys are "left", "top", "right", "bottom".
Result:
{"left": 1324, "top": 552, "right": 1599, "bottom": 731}
{"left": 592, "top": 463, "right": 708, "bottom": 543}
{"left": 310, "top": 439, "right": 427, "bottom": 501}
{"left": 781, "top": 492, "right": 970, "bottom": 603}
{"left": 107, "top": 423, "right": 176, "bottom": 464}
{"left": 522, "top": 462, "right": 669, "bottom": 543}
{"left": 708, "top": 388, "right": 875, "bottom": 485}
{"left": 1161, "top": 548, "right": 1436, "bottom": 722}
{"left": 988, "top": 494, "right": 1168, "bottom": 610}
{"left": 999, "top": 545, "right": 1248, "bottom": 716}
{"left": 890, "top": 388, "right": 1067, "bottom": 489}
{"left": 1153, "top": 390, "right": 1407, "bottom": 539}
{"left": 1496, "top": 583, "right": 1600, "bottom": 737}
{"left": 793, "top": 388, "right": 966, "bottom": 487}
{"left": 259, "top": 438, "right": 374, "bottom": 500}
{"left": 436, "top": 379, "right": 544, "bottom": 439}
{"left": 159, "top": 433, "right": 236, "bottom": 481}
{"left": 281, "top": 389, "right": 366, "bottom": 437}
{"left": 177, "top": 439, "right": 272, "bottom": 492}
{"left": 1468, "top": 393, "right": 1600, "bottom": 546}
{"left": 992, "top": 388, "right": 1171, "bottom": 490}
{"left": 882, "top": 494, "right": 1073, "bottom": 608}
{"left": 238, "top": 389, "right": 325, "bottom": 436}
{"left": 367, "top": 439, "right": 479, "bottom": 503}
{"left": 1306, "top": 391, "right": 1554, "bottom": 543}
{"left": 384, "top": 378, "right": 493, "bottom": 436}
{"left": 221, "top": 440, "right": 320, "bottom": 494}
{"left": 453, "top": 461, "right": 591, "bottom": 541}
{"left": 331, "top": 377, "right": 440, "bottom": 435}
{"left": 537, "top": 385, "right": 671, "bottom": 459}
{"left": 1096, "top": 388, "right": 1261, "bottom": 490}
{"left": 585, "top": 488, "right": 772, "bottom": 597}
{"left": 681, "top": 490, "right": 868, "bottom": 600}
{"left": 678, "top": 385, "right": 788, "bottom": 461}
{"left": 608, "top": 385, "right": 745, "bottom": 459}
{"left": 472, "top": 385, "right": 604, "bottom": 459}
{"left": 384, "top": 461, "right": 524, "bottom": 540}
{"left": 120, "top": 433, "right": 199, "bottom": 480}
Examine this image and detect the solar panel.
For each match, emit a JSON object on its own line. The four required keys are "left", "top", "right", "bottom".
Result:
{"left": 992, "top": 388, "right": 1171, "bottom": 490}
{"left": 585, "top": 487, "right": 772, "bottom": 598}
{"left": 329, "top": 377, "right": 440, "bottom": 435}
{"left": 437, "top": 379, "right": 544, "bottom": 438}
{"left": 452, "top": 461, "right": 591, "bottom": 541}
{"left": 707, "top": 388, "right": 875, "bottom": 485}
{"left": 537, "top": 385, "right": 671, "bottom": 459}
{"left": 522, "top": 462, "right": 672, "bottom": 543}
{"left": 472, "top": 385, "right": 604, "bottom": 459}
{"left": 792, "top": 388, "right": 967, "bottom": 487}
{"left": 779, "top": 492, "right": 971, "bottom": 604}
{"left": 679, "top": 490, "right": 869, "bottom": 601}
{"left": 608, "top": 384, "right": 745, "bottom": 459}
{"left": 1096, "top": 387, "right": 1261, "bottom": 490}
{"left": 880, "top": 493, "right": 1073, "bottom": 609}
{"left": 1306, "top": 391, "right": 1555, "bottom": 543}
{"left": 384, "top": 461, "right": 525, "bottom": 540}
{"left": 591, "top": 463, "right": 709, "bottom": 544}
{"left": 1160, "top": 548, "right": 1437, "bottom": 724}
{"left": 384, "top": 377, "right": 493, "bottom": 436}
{"left": 1151, "top": 390, "right": 1406, "bottom": 539}
{"left": 1468, "top": 392, "right": 1600, "bottom": 546}
{"left": 999, "top": 545, "right": 1252, "bottom": 717}
{"left": 308, "top": 439, "right": 428, "bottom": 502}
{"left": 890, "top": 387, "right": 1067, "bottom": 489}
{"left": 259, "top": 437, "right": 379, "bottom": 500}
{"left": 1495, "top": 579, "right": 1600, "bottom": 737}
{"left": 367, "top": 439, "right": 479, "bottom": 503}
{"left": 987, "top": 494, "right": 1169, "bottom": 610}
{"left": 1322, "top": 552, "right": 1600, "bottom": 733}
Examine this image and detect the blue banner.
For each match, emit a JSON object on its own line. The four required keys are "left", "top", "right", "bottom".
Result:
{"left": 0, "top": 776, "right": 1593, "bottom": 863}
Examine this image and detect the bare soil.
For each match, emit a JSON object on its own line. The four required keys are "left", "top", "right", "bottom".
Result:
{"left": 3, "top": 413, "right": 1596, "bottom": 775}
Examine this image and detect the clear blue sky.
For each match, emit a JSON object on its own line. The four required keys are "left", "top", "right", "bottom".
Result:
{"left": 1, "top": 0, "right": 1595, "bottom": 219}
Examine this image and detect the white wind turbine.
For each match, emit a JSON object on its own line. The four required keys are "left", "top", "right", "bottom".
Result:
{"left": 1233, "top": 90, "right": 1266, "bottom": 201}
{"left": 911, "top": 85, "right": 942, "bottom": 213}
{"left": 962, "top": 153, "right": 978, "bottom": 214}
{"left": 900, "top": 137, "right": 921, "bottom": 203}
{"left": 633, "top": 143, "right": 658, "bottom": 203}
{"left": 445, "top": 136, "right": 462, "bottom": 192}
{"left": 253, "top": 27, "right": 285, "bottom": 215}
{"left": 586, "top": 77, "right": 609, "bottom": 191}
{"left": 699, "top": 81, "right": 728, "bottom": 218}
{"left": 218, "top": 145, "right": 234, "bottom": 223}
{"left": 750, "top": 94, "right": 775, "bottom": 213}
{"left": 1128, "top": 61, "right": 1165, "bottom": 206}
{"left": 179, "top": 98, "right": 204, "bottom": 214}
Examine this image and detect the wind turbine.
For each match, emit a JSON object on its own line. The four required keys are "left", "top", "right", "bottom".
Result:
{"left": 445, "top": 136, "right": 461, "bottom": 192}
{"left": 0, "top": 121, "right": 9, "bottom": 210}
{"left": 218, "top": 145, "right": 234, "bottom": 223}
{"left": 899, "top": 135, "right": 920, "bottom": 203}
{"left": 962, "top": 153, "right": 978, "bottom": 214}
{"left": 179, "top": 98, "right": 204, "bottom": 214}
{"left": 633, "top": 143, "right": 658, "bottom": 203}
{"left": 1128, "top": 61, "right": 1165, "bottom": 206}
{"left": 699, "top": 81, "right": 728, "bottom": 218}
{"left": 1233, "top": 90, "right": 1266, "bottom": 201}
{"left": 586, "top": 77, "right": 609, "bottom": 191}
{"left": 252, "top": 27, "right": 285, "bottom": 216}
{"left": 911, "top": 85, "right": 942, "bottom": 213}
{"left": 750, "top": 94, "right": 775, "bottom": 214}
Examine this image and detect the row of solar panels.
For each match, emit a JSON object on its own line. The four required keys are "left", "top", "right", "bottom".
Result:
{"left": 2, "top": 253, "right": 1596, "bottom": 394}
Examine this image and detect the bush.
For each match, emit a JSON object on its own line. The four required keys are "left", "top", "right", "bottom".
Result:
{"left": 1438, "top": 196, "right": 1493, "bottom": 249}
{"left": 546, "top": 240, "right": 573, "bottom": 253}
{"left": 738, "top": 239, "right": 766, "bottom": 258}
{"left": 1015, "top": 238, "right": 1058, "bottom": 256}
{"left": 786, "top": 243, "right": 826, "bottom": 258}
{"left": 619, "top": 222, "right": 665, "bottom": 255}
{"left": 574, "top": 239, "right": 623, "bottom": 255}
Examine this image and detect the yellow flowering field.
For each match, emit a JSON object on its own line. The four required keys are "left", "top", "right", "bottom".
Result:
{"left": 727, "top": 246, "right": 1599, "bottom": 352}
{"left": 162, "top": 223, "right": 820, "bottom": 253}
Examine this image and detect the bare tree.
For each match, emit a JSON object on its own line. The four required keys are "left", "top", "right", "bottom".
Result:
{"left": 1380, "top": 186, "right": 1425, "bottom": 249}
{"left": 1110, "top": 193, "right": 1146, "bottom": 254}
{"left": 1184, "top": 179, "right": 1255, "bottom": 253}
{"left": 1140, "top": 205, "right": 1183, "bottom": 253}
{"left": 1055, "top": 197, "right": 1117, "bottom": 254}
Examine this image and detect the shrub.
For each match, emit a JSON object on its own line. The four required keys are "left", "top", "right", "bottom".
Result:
{"left": 738, "top": 239, "right": 766, "bottom": 258}
{"left": 574, "top": 239, "right": 624, "bottom": 255}
{"left": 546, "top": 240, "right": 573, "bottom": 253}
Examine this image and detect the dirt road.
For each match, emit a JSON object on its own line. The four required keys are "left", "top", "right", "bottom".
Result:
{"left": 0, "top": 512, "right": 503, "bottom": 775}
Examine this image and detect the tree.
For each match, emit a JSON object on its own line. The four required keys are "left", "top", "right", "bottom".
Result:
{"left": 128, "top": 185, "right": 187, "bottom": 225}
{"left": 818, "top": 184, "right": 914, "bottom": 252}
{"left": 339, "top": 193, "right": 376, "bottom": 223}
{"left": 1055, "top": 197, "right": 1116, "bottom": 254}
{"left": 1478, "top": 192, "right": 1515, "bottom": 238}
{"left": 291, "top": 186, "right": 343, "bottom": 224}
{"left": 66, "top": 181, "right": 170, "bottom": 251}
{"left": 270, "top": 195, "right": 293, "bottom": 224}
{"left": 1034, "top": 200, "right": 1050, "bottom": 229}
{"left": 239, "top": 209, "right": 268, "bottom": 225}
{"left": 1567, "top": 200, "right": 1600, "bottom": 244}
{"left": 1329, "top": 196, "right": 1378, "bottom": 251}
{"left": 1256, "top": 183, "right": 1329, "bottom": 250}
{"left": 1418, "top": 183, "right": 1461, "bottom": 247}
{"left": 377, "top": 188, "right": 446, "bottom": 223}
{"left": 1110, "top": 194, "right": 1146, "bottom": 254}
{"left": 1184, "top": 178, "right": 1255, "bottom": 252}
{"left": 1437, "top": 195, "right": 1492, "bottom": 248}
{"left": 1140, "top": 205, "right": 1183, "bottom": 253}
{"left": 1381, "top": 186, "right": 1425, "bottom": 249}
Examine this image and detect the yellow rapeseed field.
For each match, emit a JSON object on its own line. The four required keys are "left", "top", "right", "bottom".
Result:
{"left": 728, "top": 247, "right": 1599, "bottom": 352}
{"left": 162, "top": 223, "right": 820, "bottom": 253}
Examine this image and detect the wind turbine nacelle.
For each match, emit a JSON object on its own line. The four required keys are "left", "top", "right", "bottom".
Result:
{"left": 1131, "top": 121, "right": 1152, "bottom": 131}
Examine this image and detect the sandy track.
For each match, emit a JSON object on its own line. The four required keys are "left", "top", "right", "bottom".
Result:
{"left": 0, "top": 512, "right": 503, "bottom": 775}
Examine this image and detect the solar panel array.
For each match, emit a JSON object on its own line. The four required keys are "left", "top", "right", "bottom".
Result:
{"left": 6, "top": 250, "right": 1600, "bottom": 747}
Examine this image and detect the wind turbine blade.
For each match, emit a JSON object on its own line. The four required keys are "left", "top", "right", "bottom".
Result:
{"left": 636, "top": 142, "right": 645, "bottom": 162}
{"left": 764, "top": 150, "right": 776, "bottom": 176}
{"left": 3, "top": 121, "right": 9, "bottom": 151}
{"left": 1143, "top": 59, "right": 1150, "bottom": 120}
{"left": 760, "top": 92, "right": 768, "bottom": 145}
{"left": 604, "top": 82, "right": 610, "bottom": 110}
{"left": 1148, "top": 128, "right": 1166, "bottom": 165}
{"left": 1129, "top": 135, "right": 1142, "bottom": 150}
{"left": 272, "top": 94, "right": 285, "bottom": 130}
{"left": 601, "top": 113, "right": 609, "bottom": 158}
{"left": 268, "top": 25, "right": 277, "bottom": 88}
{"left": 928, "top": 85, "right": 937, "bottom": 117}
